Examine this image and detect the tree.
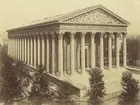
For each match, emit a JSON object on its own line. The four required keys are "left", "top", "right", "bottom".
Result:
{"left": 0, "top": 50, "right": 26, "bottom": 105}
{"left": 118, "top": 71, "right": 140, "bottom": 105}
{"left": 127, "top": 37, "right": 140, "bottom": 66}
{"left": 28, "top": 65, "right": 51, "bottom": 105}
{"left": 87, "top": 68, "right": 106, "bottom": 104}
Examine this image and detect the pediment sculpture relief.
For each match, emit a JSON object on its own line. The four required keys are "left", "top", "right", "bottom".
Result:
{"left": 64, "top": 8, "right": 124, "bottom": 24}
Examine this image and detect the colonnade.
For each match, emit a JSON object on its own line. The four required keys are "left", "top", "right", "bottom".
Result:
{"left": 8, "top": 32, "right": 127, "bottom": 76}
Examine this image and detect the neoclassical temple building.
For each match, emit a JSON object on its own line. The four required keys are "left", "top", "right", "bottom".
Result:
{"left": 7, "top": 5, "right": 130, "bottom": 98}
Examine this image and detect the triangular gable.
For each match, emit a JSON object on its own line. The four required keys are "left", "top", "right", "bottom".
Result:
{"left": 59, "top": 5, "right": 130, "bottom": 25}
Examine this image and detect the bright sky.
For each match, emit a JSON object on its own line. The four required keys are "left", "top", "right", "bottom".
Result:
{"left": 0, "top": 0, "right": 140, "bottom": 34}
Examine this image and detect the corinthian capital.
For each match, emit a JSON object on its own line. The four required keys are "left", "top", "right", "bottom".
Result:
{"left": 58, "top": 32, "right": 64, "bottom": 39}
{"left": 70, "top": 32, "right": 76, "bottom": 39}
{"left": 91, "top": 32, "right": 96, "bottom": 38}
{"left": 122, "top": 32, "right": 127, "bottom": 37}
{"left": 80, "top": 32, "right": 86, "bottom": 38}
{"left": 49, "top": 32, "right": 55, "bottom": 39}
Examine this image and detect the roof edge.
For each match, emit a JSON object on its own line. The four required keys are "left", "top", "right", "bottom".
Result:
{"left": 7, "top": 20, "right": 59, "bottom": 32}
{"left": 59, "top": 5, "right": 130, "bottom": 26}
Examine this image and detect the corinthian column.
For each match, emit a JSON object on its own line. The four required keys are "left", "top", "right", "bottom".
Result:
{"left": 108, "top": 33, "right": 112, "bottom": 69}
{"left": 12, "top": 37, "right": 14, "bottom": 58}
{"left": 24, "top": 36, "right": 27, "bottom": 63}
{"left": 18, "top": 36, "right": 20, "bottom": 60}
{"left": 14, "top": 38, "right": 16, "bottom": 58}
{"left": 37, "top": 35, "right": 41, "bottom": 67}
{"left": 26, "top": 36, "right": 28, "bottom": 64}
{"left": 30, "top": 36, "right": 33, "bottom": 66}
{"left": 22, "top": 36, "right": 25, "bottom": 62}
{"left": 27, "top": 37, "right": 30, "bottom": 65}
{"left": 15, "top": 36, "right": 17, "bottom": 59}
{"left": 58, "top": 33, "right": 64, "bottom": 76}
{"left": 70, "top": 32, "right": 75, "bottom": 75}
{"left": 91, "top": 33, "right": 95, "bottom": 68}
{"left": 123, "top": 33, "right": 127, "bottom": 67}
{"left": 20, "top": 36, "right": 22, "bottom": 61}
{"left": 8, "top": 37, "right": 10, "bottom": 56}
{"left": 51, "top": 33, "right": 55, "bottom": 75}
{"left": 12, "top": 38, "right": 14, "bottom": 58}
{"left": 42, "top": 35, "right": 45, "bottom": 66}
{"left": 100, "top": 33, "right": 104, "bottom": 70}
{"left": 19, "top": 37, "right": 21, "bottom": 60}
{"left": 81, "top": 32, "right": 86, "bottom": 73}
{"left": 115, "top": 33, "right": 120, "bottom": 68}
{"left": 45, "top": 34, "right": 50, "bottom": 72}
{"left": 33, "top": 36, "right": 37, "bottom": 67}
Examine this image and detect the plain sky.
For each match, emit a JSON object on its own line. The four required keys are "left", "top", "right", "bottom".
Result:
{"left": 0, "top": 0, "right": 140, "bottom": 34}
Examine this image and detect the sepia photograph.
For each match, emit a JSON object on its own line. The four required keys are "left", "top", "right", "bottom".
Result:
{"left": 0, "top": 0, "right": 140, "bottom": 105}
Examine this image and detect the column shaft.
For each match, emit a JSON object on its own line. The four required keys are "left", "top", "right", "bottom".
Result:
{"left": 15, "top": 37, "right": 16, "bottom": 59}
{"left": 31, "top": 37, "right": 33, "bottom": 66}
{"left": 63, "top": 38, "right": 67, "bottom": 74}
{"left": 46, "top": 35, "right": 50, "bottom": 72}
{"left": 23, "top": 37, "right": 25, "bottom": 62}
{"left": 29, "top": 36, "right": 31, "bottom": 65}
{"left": 13, "top": 38, "right": 15, "bottom": 58}
{"left": 77, "top": 46, "right": 80, "bottom": 69}
{"left": 24, "top": 37, "right": 27, "bottom": 63}
{"left": 11, "top": 38, "right": 13, "bottom": 57}
{"left": 20, "top": 37, "right": 22, "bottom": 60}
{"left": 27, "top": 37, "right": 30, "bottom": 65}
{"left": 116, "top": 33, "right": 120, "bottom": 68}
{"left": 37, "top": 36, "right": 41, "bottom": 67}
{"left": 58, "top": 33, "right": 63, "bottom": 76}
{"left": 100, "top": 33, "right": 104, "bottom": 70}
{"left": 21, "top": 37, "right": 23, "bottom": 61}
{"left": 26, "top": 37, "right": 28, "bottom": 63}
{"left": 42, "top": 36, "right": 45, "bottom": 66}
{"left": 8, "top": 38, "right": 10, "bottom": 56}
{"left": 13, "top": 38, "right": 15, "bottom": 57}
{"left": 52, "top": 34, "right": 55, "bottom": 75}
{"left": 18, "top": 36, "right": 20, "bottom": 59}
{"left": 70, "top": 33, "right": 75, "bottom": 74}
{"left": 22, "top": 37, "right": 24, "bottom": 61}
{"left": 91, "top": 33, "right": 95, "bottom": 68}
{"left": 10, "top": 38, "right": 12, "bottom": 57}
{"left": 123, "top": 33, "right": 127, "bottom": 67}
{"left": 108, "top": 33, "right": 112, "bottom": 69}
{"left": 12, "top": 38, "right": 13, "bottom": 57}
{"left": 81, "top": 33, "right": 85, "bottom": 73}
{"left": 34, "top": 36, "right": 37, "bottom": 67}
{"left": 16, "top": 37, "right": 18, "bottom": 59}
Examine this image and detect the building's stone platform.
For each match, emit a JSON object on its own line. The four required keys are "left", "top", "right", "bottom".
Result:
{"left": 23, "top": 64, "right": 140, "bottom": 101}
{"left": 57, "top": 68, "right": 126, "bottom": 99}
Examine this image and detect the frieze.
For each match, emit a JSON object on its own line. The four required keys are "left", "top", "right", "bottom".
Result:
{"left": 64, "top": 8, "right": 124, "bottom": 25}
{"left": 60, "top": 23, "right": 127, "bottom": 33}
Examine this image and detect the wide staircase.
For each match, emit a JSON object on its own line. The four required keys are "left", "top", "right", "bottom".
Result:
{"left": 61, "top": 67, "right": 127, "bottom": 101}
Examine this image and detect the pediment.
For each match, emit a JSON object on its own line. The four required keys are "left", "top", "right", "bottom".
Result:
{"left": 62, "top": 7, "right": 128, "bottom": 25}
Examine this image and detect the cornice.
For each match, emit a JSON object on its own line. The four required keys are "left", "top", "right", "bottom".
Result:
{"left": 59, "top": 22, "right": 128, "bottom": 27}
{"left": 7, "top": 21, "right": 59, "bottom": 32}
